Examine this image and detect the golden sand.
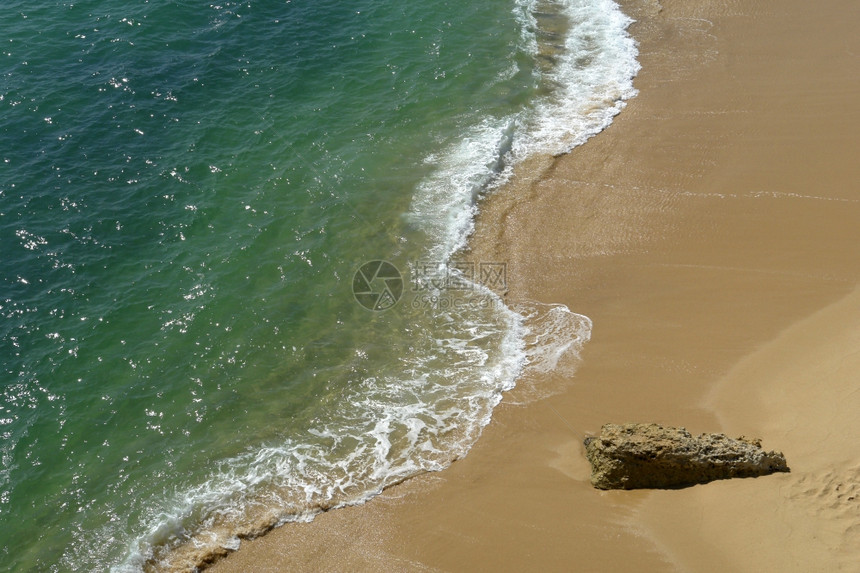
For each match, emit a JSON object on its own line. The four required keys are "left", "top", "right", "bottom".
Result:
{"left": 211, "top": 0, "right": 860, "bottom": 570}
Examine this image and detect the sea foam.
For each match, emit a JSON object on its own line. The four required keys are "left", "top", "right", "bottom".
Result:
{"left": 112, "top": 0, "right": 636, "bottom": 569}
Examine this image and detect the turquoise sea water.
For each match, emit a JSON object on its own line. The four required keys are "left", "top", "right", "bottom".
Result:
{"left": 1, "top": 0, "right": 637, "bottom": 570}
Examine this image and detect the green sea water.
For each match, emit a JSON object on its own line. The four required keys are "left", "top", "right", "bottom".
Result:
{"left": 0, "top": 0, "right": 637, "bottom": 569}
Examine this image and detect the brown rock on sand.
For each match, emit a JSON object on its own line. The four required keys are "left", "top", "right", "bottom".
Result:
{"left": 585, "top": 423, "right": 789, "bottom": 490}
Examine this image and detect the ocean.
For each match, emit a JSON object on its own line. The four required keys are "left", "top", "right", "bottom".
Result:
{"left": 0, "top": 0, "right": 637, "bottom": 570}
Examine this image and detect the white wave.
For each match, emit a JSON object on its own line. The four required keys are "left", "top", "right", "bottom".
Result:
{"left": 408, "top": 117, "right": 519, "bottom": 261}
{"left": 408, "top": 0, "right": 638, "bottom": 262}
{"left": 111, "top": 280, "right": 528, "bottom": 571}
{"left": 112, "top": 0, "right": 635, "bottom": 568}
{"left": 517, "top": 0, "right": 640, "bottom": 156}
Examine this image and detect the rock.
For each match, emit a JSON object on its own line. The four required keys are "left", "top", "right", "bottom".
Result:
{"left": 584, "top": 423, "right": 789, "bottom": 490}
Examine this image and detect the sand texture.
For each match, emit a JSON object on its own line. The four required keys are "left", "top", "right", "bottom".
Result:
{"left": 210, "top": 0, "right": 860, "bottom": 570}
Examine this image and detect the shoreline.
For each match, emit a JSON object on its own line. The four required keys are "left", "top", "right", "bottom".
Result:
{"left": 210, "top": 0, "right": 860, "bottom": 570}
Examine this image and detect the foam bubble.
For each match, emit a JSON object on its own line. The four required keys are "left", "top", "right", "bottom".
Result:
{"left": 516, "top": 301, "right": 593, "bottom": 375}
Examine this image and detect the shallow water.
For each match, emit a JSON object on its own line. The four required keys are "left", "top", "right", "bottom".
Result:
{"left": 0, "top": 0, "right": 636, "bottom": 569}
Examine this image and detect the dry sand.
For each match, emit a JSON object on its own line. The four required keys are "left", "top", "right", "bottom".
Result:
{"left": 211, "top": 0, "right": 860, "bottom": 570}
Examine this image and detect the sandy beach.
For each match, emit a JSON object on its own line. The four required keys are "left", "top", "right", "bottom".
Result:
{"left": 210, "top": 0, "right": 860, "bottom": 570}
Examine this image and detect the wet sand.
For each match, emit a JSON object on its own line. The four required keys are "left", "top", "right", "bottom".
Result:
{"left": 211, "top": 0, "right": 860, "bottom": 570}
